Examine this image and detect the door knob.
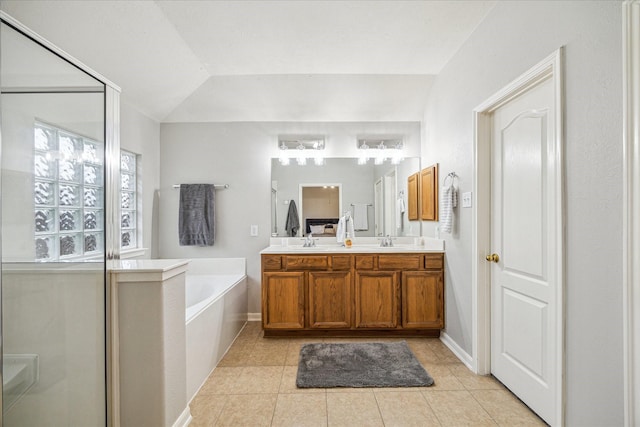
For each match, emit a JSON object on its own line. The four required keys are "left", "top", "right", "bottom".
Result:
{"left": 486, "top": 253, "right": 500, "bottom": 263}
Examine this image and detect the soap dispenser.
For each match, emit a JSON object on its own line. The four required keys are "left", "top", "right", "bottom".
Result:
{"left": 344, "top": 232, "right": 353, "bottom": 248}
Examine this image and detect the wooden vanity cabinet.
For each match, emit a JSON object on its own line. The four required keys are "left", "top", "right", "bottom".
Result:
{"left": 261, "top": 252, "right": 444, "bottom": 336}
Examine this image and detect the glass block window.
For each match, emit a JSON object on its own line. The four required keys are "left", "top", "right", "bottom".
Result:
{"left": 34, "top": 123, "right": 104, "bottom": 260}
{"left": 120, "top": 150, "right": 137, "bottom": 250}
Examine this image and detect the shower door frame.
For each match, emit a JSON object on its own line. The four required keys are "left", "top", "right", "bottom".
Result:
{"left": 0, "top": 12, "right": 121, "bottom": 426}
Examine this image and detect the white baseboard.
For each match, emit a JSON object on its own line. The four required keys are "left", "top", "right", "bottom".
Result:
{"left": 440, "top": 331, "right": 474, "bottom": 371}
{"left": 247, "top": 312, "right": 262, "bottom": 322}
{"left": 172, "top": 407, "right": 192, "bottom": 427}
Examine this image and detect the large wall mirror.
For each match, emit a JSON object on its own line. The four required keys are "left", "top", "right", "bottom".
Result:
{"left": 271, "top": 157, "right": 421, "bottom": 239}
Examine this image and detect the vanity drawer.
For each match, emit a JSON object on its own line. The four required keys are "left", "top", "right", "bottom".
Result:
{"left": 285, "top": 255, "right": 329, "bottom": 270}
{"left": 378, "top": 254, "right": 422, "bottom": 270}
{"left": 355, "top": 256, "right": 375, "bottom": 270}
{"left": 425, "top": 254, "right": 444, "bottom": 270}
{"left": 262, "top": 255, "right": 282, "bottom": 270}
{"left": 331, "top": 255, "right": 352, "bottom": 270}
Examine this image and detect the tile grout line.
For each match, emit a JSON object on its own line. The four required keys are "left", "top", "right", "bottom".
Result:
{"left": 269, "top": 367, "right": 286, "bottom": 427}
{"left": 465, "top": 388, "right": 499, "bottom": 425}
{"left": 371, "top": 389, "right": 389, "bottom": 426}
{"left": 325, "top": 390, "right": 329, "bottom": 427}
{"left": 419, "top": 390, "right": 445, "bottom": 427}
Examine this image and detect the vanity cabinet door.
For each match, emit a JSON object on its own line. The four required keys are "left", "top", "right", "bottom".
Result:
{"left": 401, "top": 271, "right": 444, "bottom": 329}
{"left": 262, "top": 272, "right": 305, "bottom": 329}
{"left": 354, "top": 271, "right": 399, "bottom": 328}
{"left": 420, "top": 164, "right": 439, "bottom": 221}
{"left": 308, "top": 271, "right": 352, "bottom": 329}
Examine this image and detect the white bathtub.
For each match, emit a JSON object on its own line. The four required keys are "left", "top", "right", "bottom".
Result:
{"left": 185, "top": 258, "right": 247, "bottom": 401}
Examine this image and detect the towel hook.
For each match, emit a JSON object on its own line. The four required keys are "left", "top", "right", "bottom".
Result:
{"left": 444, "top": 172, "right": 458, "bottom": 186}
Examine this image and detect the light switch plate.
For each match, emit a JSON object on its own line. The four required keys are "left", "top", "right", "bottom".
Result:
{"left": 250, "top": 225, "right": 258, "bottom": 236}
{"left": 462, "top": 192, "right": 472, "bottom": 208}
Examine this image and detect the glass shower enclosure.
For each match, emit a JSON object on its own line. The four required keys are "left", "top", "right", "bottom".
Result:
{"left": 0, "top": 14, "right": 120, "bottom": 426}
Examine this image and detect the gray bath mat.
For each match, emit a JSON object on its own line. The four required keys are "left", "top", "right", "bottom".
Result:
{"left": 296, "top": 341, "right": 434, "bottom": 388}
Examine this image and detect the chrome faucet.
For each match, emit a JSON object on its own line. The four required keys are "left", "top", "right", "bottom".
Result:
{"left": 303, "top": 233, "right": 316, "bottom": 247}
{"left": 380, "top": 235, "right": 394, "bottom": 247}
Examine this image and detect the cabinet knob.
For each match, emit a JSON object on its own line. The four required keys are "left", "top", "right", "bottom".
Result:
{"left": 485, "top": 253, "right": 500, "bottom": 263}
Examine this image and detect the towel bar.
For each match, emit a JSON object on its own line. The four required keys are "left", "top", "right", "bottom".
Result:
{"left": 172, "top": 184, "right": 229, "bottom": 189}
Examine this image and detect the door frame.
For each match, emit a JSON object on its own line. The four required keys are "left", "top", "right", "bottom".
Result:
{"left": 298, "top": 183, "right": 342, "bottom": 235}
{"left": 623, "top": 2, "right": 640, "bottom": 425}
{"left": 374, "top": 177, "right": 384, "bottom": 236}
{"left": 383, "top": 168, "right": 397, "bottom": 236}
{"left": 471, "top": 48, "right": 565, "bottom": 425}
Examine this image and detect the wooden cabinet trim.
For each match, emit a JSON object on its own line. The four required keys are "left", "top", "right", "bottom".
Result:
{"left": 262, "top": 255, "right": 282, "bottom": 270}
{"left": 425, "top": 254, "right": 444, "bottom": 270}
{"left": 285, "top": 255, "right": 329, "bottom": 270}
{"left": 378, "top": 254, "right": 422, "bottom": 270}
{"left": 331, "top": 255, "right": 352, "bottom": 271}
{"left": 355, "top": 255, "right": 375, "bottom": 270}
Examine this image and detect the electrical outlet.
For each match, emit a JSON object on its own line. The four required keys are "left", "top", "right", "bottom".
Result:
{"left": 250, "top": 225, "right": 258, "bottom": 236}
{"left": 462, "top": 192, "right": 472, "bottom": 208}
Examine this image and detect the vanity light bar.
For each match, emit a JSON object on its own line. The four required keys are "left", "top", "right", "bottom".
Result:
{"left": 278, "top": 135, "right": 325, "bottom": 166}
{"left": 357, "top": 137, "right": 404, "bottom": 165}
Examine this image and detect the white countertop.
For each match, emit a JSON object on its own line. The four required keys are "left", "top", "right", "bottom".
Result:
{"left": 261, "top": 237, "right": 444, "bottom": 254}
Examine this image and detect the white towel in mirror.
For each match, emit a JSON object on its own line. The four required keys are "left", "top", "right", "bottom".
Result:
{"left": 353, "top": 204, "right": 369, "bottom": 230}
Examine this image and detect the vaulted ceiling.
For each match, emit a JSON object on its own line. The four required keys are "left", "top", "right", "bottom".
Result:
{"left": 1, "top": 1, "right": 496, "bottom": 122}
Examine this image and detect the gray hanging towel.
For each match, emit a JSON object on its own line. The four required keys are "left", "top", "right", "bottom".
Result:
{"left": 179, "top": 184, "right": 215, "bottom": 246}
{"left": 285, "top": 200, "right": 300, "bottom": 237}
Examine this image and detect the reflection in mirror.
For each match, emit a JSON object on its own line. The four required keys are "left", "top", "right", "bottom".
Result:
{"left": 300, "top": 184, "right": 341, "bottom": 236}
{"left": 271, "top": 157, "right": 421, "bottom": 238}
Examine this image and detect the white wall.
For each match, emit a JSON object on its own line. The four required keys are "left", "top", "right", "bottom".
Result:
{"left": 120, "top": 100, "right": 161, "bottom": 258}
{"left": 159, "top": 121, "right": 420, "bottom": 314}
{"left": 422, "top": 1, "right": 623, "bottom": 425}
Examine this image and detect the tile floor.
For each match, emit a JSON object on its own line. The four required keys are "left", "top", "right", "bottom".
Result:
{"left": 189, "top": 322, "right": 547, "bottom": 426}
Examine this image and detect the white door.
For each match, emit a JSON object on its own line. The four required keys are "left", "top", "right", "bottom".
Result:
{"left": 383, "top": 170, "right": 396, "bottom": 237}
{"left": 374, "top": 178, "right": 383, "bottom": 236}
{"left": 489, "top": 75, "right": 558, "bottom": 424}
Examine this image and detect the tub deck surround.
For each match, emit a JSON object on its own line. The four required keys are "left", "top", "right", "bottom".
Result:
{"left": 261, "top": 238, "right": 445, "bottom": 338}
{"left": 109, "top": 259, "right": 191, "bottom": 427}
{"left": 108, "top": 258, "right": 190, "bottom": 280}
{"left": 109, "top": 257, "right": 249, "bottom": 425}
